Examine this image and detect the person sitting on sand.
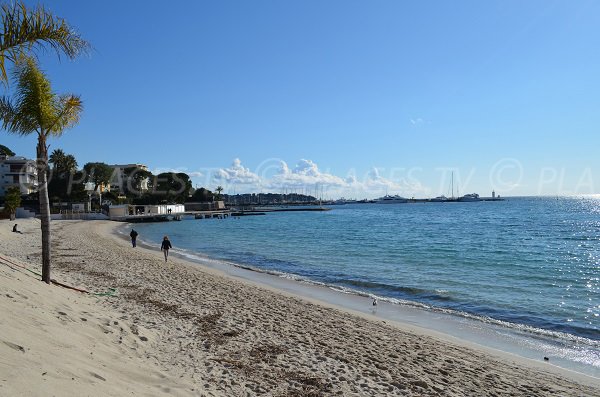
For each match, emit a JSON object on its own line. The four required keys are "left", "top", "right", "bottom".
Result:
{"left": 12, "top": 224, "right": 22, "bottom": 234}
{"left": 161, "top": 235, "right": 172, "bottom": 262}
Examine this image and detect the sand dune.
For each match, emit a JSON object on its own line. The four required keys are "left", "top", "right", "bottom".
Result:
{"left": 0, "top": 219, "right": 598, "bottom": 396}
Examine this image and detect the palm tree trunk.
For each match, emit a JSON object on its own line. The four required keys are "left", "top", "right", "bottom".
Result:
{"left": 37, "top": 135, "right": 51, "bottom": 284}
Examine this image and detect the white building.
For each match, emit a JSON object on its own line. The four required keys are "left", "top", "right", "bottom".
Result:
{"left": 0, "top": 155, "right": 38, "bottom": 196}
{"left": 108, "top": 204, "right": 185, "bottom": 219}
{"left": 109, "top": 163, "right": 150, "bottom": 193}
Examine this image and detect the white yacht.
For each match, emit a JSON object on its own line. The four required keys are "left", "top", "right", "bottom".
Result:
{"left": 375, "top": 194, "right": 408, "bottom": 204}
{"left": 459, "top": 193, "right": 481, "bottom": 202}
{"left": 333, "top": 198, "right": 358, "bottom": 205}
{"left": 430, "top": 195, "right": 448, "bottom": 202}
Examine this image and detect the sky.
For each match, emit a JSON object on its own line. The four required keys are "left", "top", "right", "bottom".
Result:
{"left": 2, "top": 0, "right": 600, "bottom": 199}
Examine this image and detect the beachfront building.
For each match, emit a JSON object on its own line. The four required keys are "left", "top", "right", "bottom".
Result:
{"left": 0, "top": 155, "right": 38, "bottom": 196}
{"left": 109, "top": 163, "right": 150, "bottom": 193}
{"left": 108, "top": 204, "right": 185, "bottom": 220}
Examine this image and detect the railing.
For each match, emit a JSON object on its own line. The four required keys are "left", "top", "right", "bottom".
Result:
{"left": 51, "top": 211, "right": 109, "bottom": 220}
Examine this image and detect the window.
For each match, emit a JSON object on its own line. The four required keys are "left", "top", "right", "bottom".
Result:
{"left": 10, "top": 164, "right": 24, "bottom": 173}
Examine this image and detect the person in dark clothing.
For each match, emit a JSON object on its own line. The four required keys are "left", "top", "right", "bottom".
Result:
{"left": 130, "top": 229, "right": 138, "bottom": 248}
{"left": 161, "top": 235, "right": 172, "bottom": 262}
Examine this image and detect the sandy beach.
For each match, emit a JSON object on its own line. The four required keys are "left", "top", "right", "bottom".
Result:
{"left": 1, "top": 218, "right": 599, "bottom": 396}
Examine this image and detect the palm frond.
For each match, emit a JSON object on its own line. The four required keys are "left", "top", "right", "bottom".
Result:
{"left": 0, "top": 95, "right": 17, "bottom": 131}
{"left": 12, "top": 57, "right": 52, "bottom": 131}
{"left": 48, "top": 148, "right": 65, "bottom": 166}
{"left": 64, "top": 153, "right": 77, "bottom": 172}
{"left": 0, "top": 90, "right": 37, "bottom": 134}
{"left": 0, "top": 1, "right": 90, "bottom": 83}
{"left": 0, "top": 57, "right": 81, "bottom": 137}
{"left": 49, "top": 94, "right": 82, "bottom": 134}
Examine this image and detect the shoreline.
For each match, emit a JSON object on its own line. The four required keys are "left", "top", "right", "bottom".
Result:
{"left": 2, "top": 218, "right": 599, "bottom": 395}
{"left": 119, "top": 223, "right": 600, "bottom": 383}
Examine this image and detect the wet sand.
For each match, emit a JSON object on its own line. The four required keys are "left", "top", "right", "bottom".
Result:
{"left": 1, "top": 218, "right": 598, "bottom": 396}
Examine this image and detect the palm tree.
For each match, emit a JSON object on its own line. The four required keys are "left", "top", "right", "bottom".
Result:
{"left": 0, "top": 57, "right": 82, "bottom": 283}
{"left": 63, "top": 154, "right": 77, "bottom": 174}
{"left": 49, "top": 148, "right": 77, "bottom": 177}
{"left": 0, "top": 1, "right": 89, "bottom": 84}
{"left": 49, "top": 148, "right": 65, "bottom": 169}
{"left": 4, "top": 185, "right": 21, "bottom": 220}
{"left": 215, "top": 185, "right": 224, "bottom": 200}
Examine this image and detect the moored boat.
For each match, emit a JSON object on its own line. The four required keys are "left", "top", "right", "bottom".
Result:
{"left": 430, "top": 195, "right": 448, "bottom": 202}
{"left": 459, "top": 193, "right": 481, "bottom": 202}
{"left": 375, "top": 194, "right": 408, "bottom": 204}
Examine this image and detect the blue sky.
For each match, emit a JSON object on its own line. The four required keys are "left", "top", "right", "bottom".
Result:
{"left": 2, "top": 0, "right": 600, "bottom": 198}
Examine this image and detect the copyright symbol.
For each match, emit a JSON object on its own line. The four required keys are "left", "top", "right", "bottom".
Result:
{"left": 254, "top": 158, "right": 286, "bottom": 185}
{"left": 489, "top": 158, "right": 523, "bottom": 192}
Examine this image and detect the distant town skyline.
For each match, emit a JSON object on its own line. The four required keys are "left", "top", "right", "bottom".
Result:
{"left": 2, "top": 1, "right": 600, "bottom": 198}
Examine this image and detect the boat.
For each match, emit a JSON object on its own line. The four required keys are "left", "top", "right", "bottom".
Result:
{"left": 375, "top": 194, "right": 408, "bottom": 204}
{"left": 459, "top": 193, "right": 481, "bottom": 202}
{"left": 430, "top": 195, "right": 448, "bottom": 202}
{"left": 332, "top": 198, "right": 358, "bottom": 205}
{"left": 429, "top": 173, "right": 456, "bottom": 202}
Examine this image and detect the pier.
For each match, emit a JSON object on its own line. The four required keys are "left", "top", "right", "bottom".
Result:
{"left": 111, "top": 210, "right": 232, "bottom": 222}
{"left": 252, "top": 206, "right": 331, "bottom": 212}
{"left": 404, "top": 197, "right": 506, "bottom": 203}
{"left": 109, "top": 206, "right": 332, "bottom": 222}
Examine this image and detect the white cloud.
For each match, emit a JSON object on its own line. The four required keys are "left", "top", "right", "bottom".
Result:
{"left": 268, "top": 159, "right": 347, "bottom": 189}
{"left": 410, "top": 118, "right": 424, "bottom": 125}
{"left": 294, "top": 159, "right": 320, "bottom": 177}
{"left": 321, "top": 167, "right": 429, "bottom": 199}
{"left": 213, "top": 158, "right": 261, "bottom": 185}
{"left": 203, "top": 158, "right": 430, "bottom": 198}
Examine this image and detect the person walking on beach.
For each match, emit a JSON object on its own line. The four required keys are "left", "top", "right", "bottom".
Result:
{"left": 161, "top": 235, "right": 172, "bottom": 262}
{"left": 130, "top": 229, "right": 138, "bottom": 248}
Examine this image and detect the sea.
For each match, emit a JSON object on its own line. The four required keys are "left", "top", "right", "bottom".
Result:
{"left": 125, "top": 196, "right": 600, "bottom": 377}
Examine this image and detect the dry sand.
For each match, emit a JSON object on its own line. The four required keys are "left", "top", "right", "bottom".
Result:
{"left": 1, "top": 218, "right": 599, "bottom": 396}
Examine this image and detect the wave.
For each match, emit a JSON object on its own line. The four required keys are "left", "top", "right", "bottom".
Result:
{"left": 331, "top": 278, "right": 455, "bottom": 302}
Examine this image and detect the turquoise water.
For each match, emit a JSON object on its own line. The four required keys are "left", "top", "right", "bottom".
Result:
{"left": 130, "top": 197, "right": 599, "bottom": 361}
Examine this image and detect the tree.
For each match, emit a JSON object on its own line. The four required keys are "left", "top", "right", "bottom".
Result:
{"left": 215, "top": 185, "right": 224, "bottom": 201}
{"left": 83, "top": 162, "right": 113, "bottom": 192}
{"left": 82, "top": 162, "right": 113, "bottom": 209}
{"left": 123, "top": 166, "right": 152, "bottom": 197}
{"left": 66, "top": 170, "right": 87, "bottom": 201}
{"left": 47, "top": 150, "right": 78, "bottom": 201}
{"left": 49, "top": 148, "right": 77, "bottom": 177}
{"left": 62, "top": 154, "right": 77, "bottom": 174}
{"left": 0, "top": 143, "right": 14, "bottom": 155}
{"left": 154, "top": 172, "right": 192, "bottom": 203}
{"left": 0, "top": 57, "right": 82, "bottom": 283}
{"left": 191, "top": 187, "right": 214, "bottom": 202}
{"left": 175, "top": 173, "right": 192, "bottom": 203}
{"left": 0, "top": 2, "right": 89, "bottom": 84}
{"left": 48, "top": 148, "right": 64, "bottom": 164}
{"left": 4, "top": 185, "right": 21, "bottom": 220}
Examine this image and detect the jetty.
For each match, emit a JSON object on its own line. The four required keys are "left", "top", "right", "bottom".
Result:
{"left": 229, "top": 207, "right": 331, "bottom": 216}
{"left": 404, "top": 196, "right": 505, "bottom": 203}
{"left": 252, "top": 206, "right": 331, "bottom": 212}
{"left": 106, "top": 203, "right": 331, "bottom": 222}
